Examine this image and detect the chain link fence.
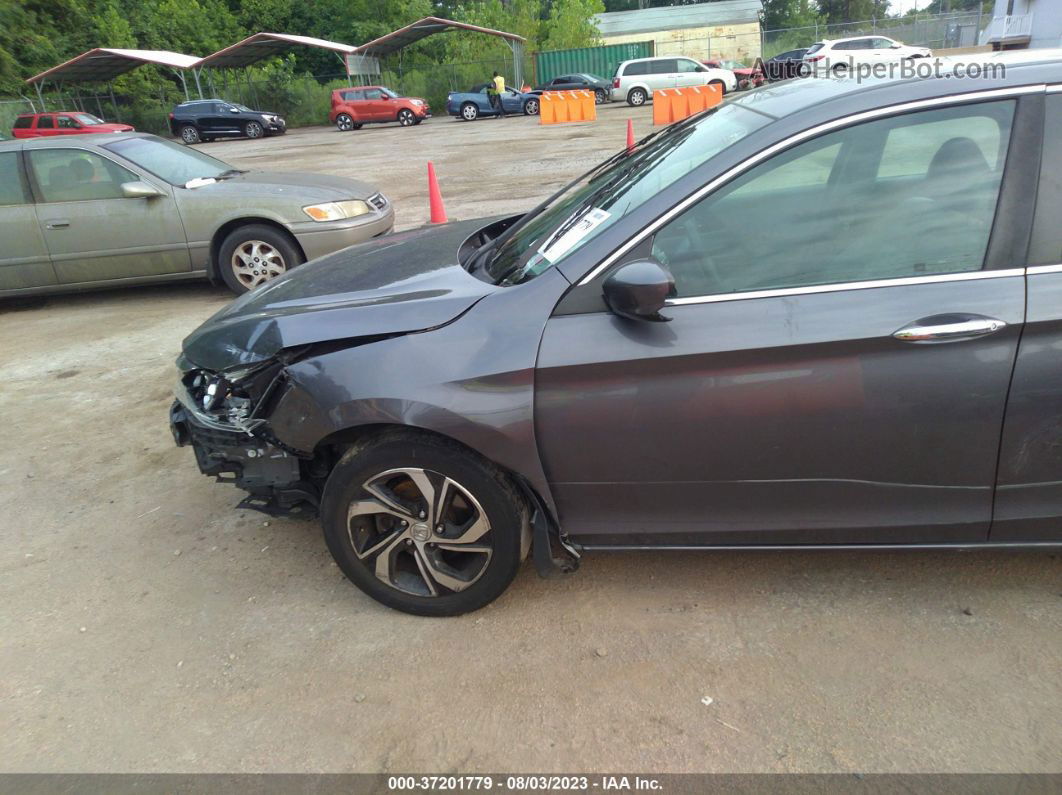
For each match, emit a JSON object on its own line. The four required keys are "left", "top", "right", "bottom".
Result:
{"left": 762, "top": 10, "right": 990, "bottom": 59}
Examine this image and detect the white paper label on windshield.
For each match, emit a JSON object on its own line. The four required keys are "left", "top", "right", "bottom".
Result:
{"left": 539, "top": 207, "right": 611, "bottom": 262}
{"left": 184, "top": 177, "right": 218, "bottom": 189}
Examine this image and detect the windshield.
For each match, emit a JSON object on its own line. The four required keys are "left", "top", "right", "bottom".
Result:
{"left": 381, "top": 88, "right": 399, "bottom": 99}
{"left": 103, "top": 136, "right": 238, "bottom": 186}
{"left": 72, "top": 113, "right": 104, "bottom": 126}
{"left": 483, "top": 102, "right": 771, "bottom": 285}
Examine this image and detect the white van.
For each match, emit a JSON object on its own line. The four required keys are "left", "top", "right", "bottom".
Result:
{"left": 611, "top": 56, "right": 736, "bottom": 106}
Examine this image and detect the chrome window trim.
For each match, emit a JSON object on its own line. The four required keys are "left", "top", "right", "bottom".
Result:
{"left": 1026, "top": 263, "right": 1062, "bottom": 275}
{"left": 577, "top": 83, "right": 1045, "bottom": 287}
{"left": 666, "top": 269, "right": 1025, "bottom": 306}
{"left": 1047, "top": 84, "right": 1062, "bottom": 93}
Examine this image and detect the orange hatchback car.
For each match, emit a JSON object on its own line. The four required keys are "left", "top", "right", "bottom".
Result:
{"left": 329, "top": 86, "right": 430, "bottom": 131}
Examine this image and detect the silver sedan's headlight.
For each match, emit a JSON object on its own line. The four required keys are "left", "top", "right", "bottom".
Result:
{"left": 302, "top": 200, "right": 372, "bottom": 222}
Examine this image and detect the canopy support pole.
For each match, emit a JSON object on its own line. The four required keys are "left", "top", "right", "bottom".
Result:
{"left": 34, "top": 80, "right": 46, "bottom": 111}
{"left": 193, "top": 68, "right": 203, "bottom": 98}
{"left": 109, "top": 81, "right": 120, "bottom": 122}
{"left": 336, "top": 53, "right": 352, "bottom": 86}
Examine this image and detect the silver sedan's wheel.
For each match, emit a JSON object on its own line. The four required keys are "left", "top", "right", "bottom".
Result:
{"left": 347, "top": 467, "right": 493, "bottom": 597}
{"left": 244, "top": 120, "right": 264, "bottom": 138}
{"left": 336, "top": 113, "right": 354, "bottom": 131}
{"left": 461, "top": 103, "right": 478, "bottom": 121}
{"left": 229, "top": 239, "right": 287, "bottom": 290}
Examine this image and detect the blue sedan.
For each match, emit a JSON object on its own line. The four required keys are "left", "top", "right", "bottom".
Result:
{"left": 446, "top": 84, "right": 540, "bottom": 120}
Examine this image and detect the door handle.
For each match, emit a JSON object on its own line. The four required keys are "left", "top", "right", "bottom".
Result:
{"left": 45, "top": 220, "right": 70, "bottom": 229}
{"left": 893, "top": 314, "right": 1007, "bottom": 344}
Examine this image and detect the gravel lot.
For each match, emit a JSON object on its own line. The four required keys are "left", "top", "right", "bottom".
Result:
{"left": 2, "top": 103, "right": 1060, "bottom": 774}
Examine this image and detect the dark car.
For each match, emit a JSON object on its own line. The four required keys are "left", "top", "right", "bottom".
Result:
{"left": 763, "top": 48, "right": 809, "bottom": 81}
{"left": 169, "top": 99, "right": 285, "bottom": 144}
{"left": 172, "top": 52, "right": 1062, "bottom": 616}
{"left": 533, "top": 73, "right": 612, "bottom": 104}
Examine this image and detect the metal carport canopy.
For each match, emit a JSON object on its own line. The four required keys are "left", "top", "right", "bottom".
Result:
{"left": 197, "top": 32, "right": 357, "bottom": 69}
{"left": 353, "top": 16, "right": 525, "bottom": 57}
{"left": 353, "top": 16, "right": 527, "bottom": 86}
{"left": 25, "top": 48, "right": 202, "bottom": 84}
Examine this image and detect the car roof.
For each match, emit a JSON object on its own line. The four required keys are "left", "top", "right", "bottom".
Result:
{"left": 727, "top": 49, "right": 1062, "bottom": 123}
{"left": 827, "top": 35, "right": 896, "bottom": 44}
{"left": 0, "top": 131, "right": 157, "bottom": 152}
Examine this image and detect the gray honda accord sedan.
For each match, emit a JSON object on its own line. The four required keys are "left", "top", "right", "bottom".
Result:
{"left": 172, "top": 51, "right": 1062, "bottom": 615}
{"left": 0, "top": 133, "right": 392, "bottom": 297}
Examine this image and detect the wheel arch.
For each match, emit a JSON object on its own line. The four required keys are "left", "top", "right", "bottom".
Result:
{"left": 312, "top": 421, "right": 559, "bottom": 531}
{"left": 208, "top": 217, "right": 306, "bottom": 280}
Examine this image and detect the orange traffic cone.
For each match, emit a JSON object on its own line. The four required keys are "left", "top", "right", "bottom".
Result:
{"left": 428, "top": 161, "right": 447, "bottom": 224}
{"left": 626, "top": 118, "right": 635, "bottom": 152}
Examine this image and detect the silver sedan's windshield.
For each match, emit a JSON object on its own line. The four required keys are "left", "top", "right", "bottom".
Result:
{"left": 485, "top": 102, "right": 771, "bottom": 285}
{"left": 103, "top": 137, "right": 240, "bottom": 186}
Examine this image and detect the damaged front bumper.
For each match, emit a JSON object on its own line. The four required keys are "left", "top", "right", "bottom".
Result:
{"left": 169, "top": 369, "right": 318, "bottom": 518}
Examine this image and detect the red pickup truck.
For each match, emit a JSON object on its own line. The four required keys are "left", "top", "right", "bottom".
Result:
{"left": 11, "top": 112, "right": 134, "bottom": 138}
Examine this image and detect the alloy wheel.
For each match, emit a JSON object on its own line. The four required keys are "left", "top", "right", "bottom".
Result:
{"left": 595, "top": 89, "right": 606, "bottom": 104}
{"left": 524, "top": 99, "right": 539, "bottom": 115}
{"left": 230, "top": 240, "right": 286, "bottom": 289}
{"left": 245, "top": 121, "right": 264, "bottom": 138}
{"left": 629, "top": 89, "right": 646, "bottom": 106}
{"left": 461, "top": 104, "right": 478, "bottom": 121}
{"left": 346, "top": 467, "right": 493, "bottom": 597}
{"left": 398, "top": 109, "right": 415, "bottom": 126}
{"left": 336, "top": 113, "right": 354, "bottom": 131}
{"left": 180, "top": 125, "right": 200, "bottom": 144}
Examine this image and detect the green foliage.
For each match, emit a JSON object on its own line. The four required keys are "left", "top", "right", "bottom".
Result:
{"left": 540, "top": 0, "right": 606, "bottom": 52}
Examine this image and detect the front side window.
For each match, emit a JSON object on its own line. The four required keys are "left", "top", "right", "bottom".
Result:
{"left": 29, "top": 149, "right": 138, "bottom": 202}
{"left": 363, "top": 89, "right": 384, "bottom": 100}
{"left": 675, "top": 59, "right": 701, "bottom": 73}
{"left": 0, "top": 153, "right": 29, "bottom": 205}
{"left": 650, "top": 101, "right": 1015, "bottom": 298}
{"left": 72, "top": 113, "right": 104, "bottom": 126}
{"left": 57, "top": 116, "right": 79, "bottom": 129}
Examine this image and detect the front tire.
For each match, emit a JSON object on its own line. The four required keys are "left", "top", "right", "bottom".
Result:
{"left": 244, "top": 120, "right": 264, "bottom": 139}
{"left": 321, "top": 431, "right": 529, "bottom": 616}
{"left": 627, "top": 87, "right": 647, "bottom": 107}
{"left": 397, "top": 108, "right": 415, "bottom": 127}
{"left": 179, "top": 124, "right": 201, "bottom": 145}
{"left": 218, "top": 224, "right": 303, "bottom": 294}
{"left": 523, "top": 98, "right": 539, "bottom": 115}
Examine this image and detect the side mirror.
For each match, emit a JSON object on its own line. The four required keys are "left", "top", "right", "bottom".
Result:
{"left": 603, "top": 260, "right": 676, "bottom": 322}
{"left": 890, "top": 43, "right": 902, "bottom": 49}
{"left": 121, "top": 181, "right": 163, "bottom": 199}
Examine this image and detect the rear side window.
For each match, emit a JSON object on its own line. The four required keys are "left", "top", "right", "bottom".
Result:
{"left": 28, "top": 149, "right": 137, "bottom": 202}
{"left": 0, "top": 153, "right": 29, "bottom": 205}
{"left": 342, "top": 90, "right": 362, "bottom": 101}
{"left": 36, "top": 115, "right": 54, "bottom": 129}
{"left": 13, "top": 116, "right": 32, "bottom": 129}
{"left": 623, "top": 61, "right": 648, "bottom": 76}
{"left": 1030, "top": 94, "right": 1062, "bottom": 265}
{"left": 650, "top": 59, "right": 678, "bottom": 74}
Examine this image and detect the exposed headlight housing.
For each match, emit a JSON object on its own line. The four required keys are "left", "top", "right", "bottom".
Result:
{"left": 302, "top": 200, "right": 372, "bottom": 222}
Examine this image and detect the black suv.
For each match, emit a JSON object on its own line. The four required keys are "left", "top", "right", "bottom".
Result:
{"left": 531, "top": 73, "right": 612, "bottom": 104}
{"left": 169, "top": 99, "right": 286, "bottom": 144}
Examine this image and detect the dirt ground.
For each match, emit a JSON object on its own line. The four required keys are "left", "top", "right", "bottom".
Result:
{"left": 2, "top": 104, "right": 1060, "bottom": 774}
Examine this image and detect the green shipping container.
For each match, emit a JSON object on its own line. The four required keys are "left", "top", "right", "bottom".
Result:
{"left": 533, "top": 41, "right": 655, "bottom": 86}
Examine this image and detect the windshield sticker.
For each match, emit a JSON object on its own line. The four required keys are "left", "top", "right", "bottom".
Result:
{"left": 539, "top": 207, "right": 611, "bottom": 262}
{"left": 184, "top": 177, "right": 217, "bottom": 189}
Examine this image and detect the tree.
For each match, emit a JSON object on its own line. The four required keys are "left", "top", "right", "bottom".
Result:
{"left": 540, "top": 0, "right": 605, "bottom": 51}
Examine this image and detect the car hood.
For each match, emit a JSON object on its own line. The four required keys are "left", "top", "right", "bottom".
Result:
{"left": 188, "top": 170, "right": 380, "bottom": 201}
{"left": 93, "top": 123, "right": 134, "bottom": 132}
{"left": 181, "top": 218, "right": 499, "bottom": 371}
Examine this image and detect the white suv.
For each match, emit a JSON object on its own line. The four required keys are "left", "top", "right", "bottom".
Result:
{"left": 611, "top": 56, "right": 736, "bottom": 106}
{"left": 803, "top": 36, "right": 932, "bottom": 73}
